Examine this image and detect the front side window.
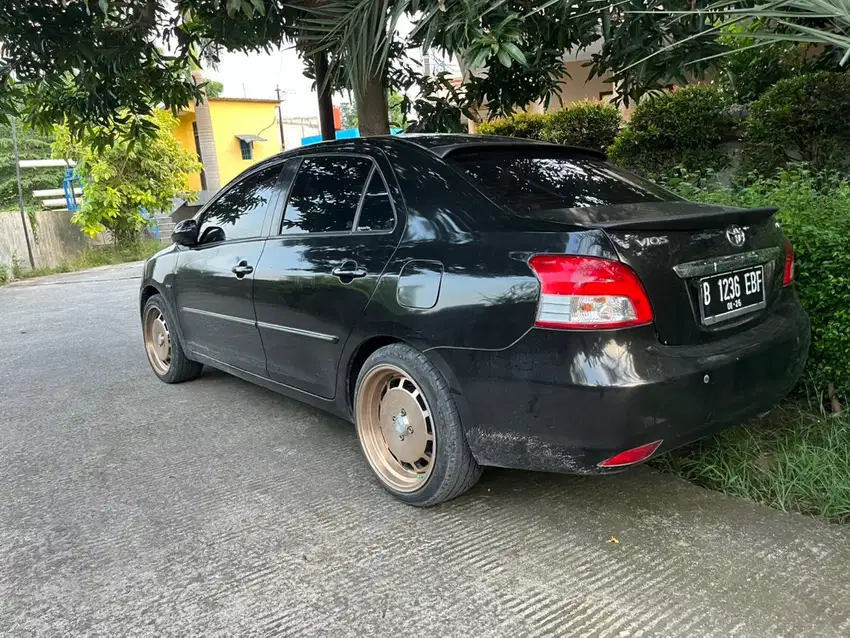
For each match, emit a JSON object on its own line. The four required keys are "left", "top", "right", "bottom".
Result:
{"left": 281, "top": 156, "right": 373, "bottom": 234}
{"left": 198, "top": 164, "right": 282, "bottom": 243}
{"left": 356, "top": 169, "right": 395, "bottom": 232}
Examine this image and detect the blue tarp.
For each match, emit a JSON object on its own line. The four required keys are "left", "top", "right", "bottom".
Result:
{"left": 300, "top": 127, "right": 402, "bottom": 146}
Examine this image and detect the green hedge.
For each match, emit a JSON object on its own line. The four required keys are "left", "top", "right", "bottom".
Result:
{"left": 477, "top": 101, "right": 621, "bottom": 152}
{"left": 742, "top": 72, "right": 850, "bottom": 176}
{"left": 663, "top": 167, "right": 850, "bottom": 402}
{"left": 609, "top": 86, "right": 735, "bottom": 175}
{"left": 477, "top": 111, "right": 547, "bottom": 140}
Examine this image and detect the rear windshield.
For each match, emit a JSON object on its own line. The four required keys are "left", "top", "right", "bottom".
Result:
{"left": 449, "top": 150, "right": 682, "bottom": 214}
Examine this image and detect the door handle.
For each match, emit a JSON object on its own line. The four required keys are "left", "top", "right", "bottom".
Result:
{"left": 232, "top": 261, "right": 254, "bottom": 277}
{"left": 331, "top": 262, "right": 368, "bottom": 280}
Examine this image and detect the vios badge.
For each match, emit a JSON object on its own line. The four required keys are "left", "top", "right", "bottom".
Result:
{"left": 726, "top": 225, "right": 746, "bottom": 248}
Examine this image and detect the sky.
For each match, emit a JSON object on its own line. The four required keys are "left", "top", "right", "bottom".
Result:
{"left": 205, "top": 46, "right": 326, "bottom": 118}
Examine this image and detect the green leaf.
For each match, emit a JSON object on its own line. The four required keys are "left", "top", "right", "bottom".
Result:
{"left": 469, "top": 48, "right": 490, "bottom": 71}
{"left": 501, "top": 42, "right": 527, "bottom": 66}
{"left": 497, "top": 48, "right": 513, "bottom": 68}
{"left": 97, "top": 0, "right": 108, "bottom": 17}
{"left": 226, "top": 0, "right": 242, "bottom": 17}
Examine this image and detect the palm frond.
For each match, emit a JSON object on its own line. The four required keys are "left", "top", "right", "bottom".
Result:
{"left": 612, "top": 0, "right": 850, "bottom": 85}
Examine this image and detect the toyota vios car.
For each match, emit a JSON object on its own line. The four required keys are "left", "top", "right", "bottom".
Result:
{"left": 140, "top": 134, "right": 810, "bottom": 506}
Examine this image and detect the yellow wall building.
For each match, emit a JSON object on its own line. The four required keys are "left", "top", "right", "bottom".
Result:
{"left": 172, "top": 97, "right": 282, "bottom": 193}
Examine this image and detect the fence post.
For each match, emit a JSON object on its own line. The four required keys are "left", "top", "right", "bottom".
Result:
{"left": 10, "top": 117, "right": 36, "bottom": 270}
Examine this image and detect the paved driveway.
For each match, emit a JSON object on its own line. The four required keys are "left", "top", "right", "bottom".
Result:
{"left": 2, "top": 263, "right": 850, "bottom": 636}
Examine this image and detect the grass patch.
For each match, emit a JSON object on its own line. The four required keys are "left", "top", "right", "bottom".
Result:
{"left": 5, "top": 239, "right": 162, "bottom": 283}
{"left": 654, "top": 403, "right": 850, "bottom": 524}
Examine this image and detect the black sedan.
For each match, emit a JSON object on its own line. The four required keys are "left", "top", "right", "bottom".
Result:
{"left": 140, "top": 134, "right": 810, "bottom": 506}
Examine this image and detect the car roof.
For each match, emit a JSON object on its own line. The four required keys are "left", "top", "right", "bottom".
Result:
{"left": 287, "top": 133, "right": 606, "bottom": 161}
{"left": 394, "top": 133, "right": 606, "bottom": 160}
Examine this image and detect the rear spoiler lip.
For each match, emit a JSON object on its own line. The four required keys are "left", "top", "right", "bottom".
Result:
{"left": 586, "top": 207, "right": 779, "bottom": 231}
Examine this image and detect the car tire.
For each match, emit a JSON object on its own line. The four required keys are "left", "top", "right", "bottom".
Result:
{"left": 142, "top": 294, "right": 203, "bottom": 384}
{"left": 354, "top": 343, "right": 482, "bottom": 506}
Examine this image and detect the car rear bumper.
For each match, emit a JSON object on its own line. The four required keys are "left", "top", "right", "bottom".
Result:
{"left": 435, "top": 293, "right": 810, "bottom": 473}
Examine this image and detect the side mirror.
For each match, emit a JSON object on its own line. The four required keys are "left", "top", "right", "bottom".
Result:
{"left": 171, "top": 219, "right": 199, "bottom": 246}
{"left": 199, "top": 226, "right": 226, "bottom": 244}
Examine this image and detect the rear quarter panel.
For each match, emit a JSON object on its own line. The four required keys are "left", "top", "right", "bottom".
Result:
{"left": 349, "top": 142, "right": 619, "bottom": 352}
{"left": 338, "top": 141, "right": 622, "bottom": 413}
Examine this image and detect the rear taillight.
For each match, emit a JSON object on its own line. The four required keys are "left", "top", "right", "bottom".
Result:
{"left": 528, "top": 255, "right": 654, "bottom": 330}
{"left": 599, "top": 440, "right": 663, "bottom": 468}
{"left": 783, "top": 240, "right": 795, "bottom": 286}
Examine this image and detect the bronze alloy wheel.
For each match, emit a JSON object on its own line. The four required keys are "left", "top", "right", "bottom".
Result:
{"left": 143, "top": 305, "right": 172, "bottom": 376}
{"left": 356, "top": 364, "right": 436, "bottom": 492}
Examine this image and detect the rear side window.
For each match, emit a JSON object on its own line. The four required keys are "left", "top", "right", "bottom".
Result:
{"left": 449, "top": 151, "right": 681, "bottom": 214}
{"left": 281, "top": 156, "right": 373, "bottom": 234}
{"left": 356, "top": 169, "right": 395, "bottom": 232}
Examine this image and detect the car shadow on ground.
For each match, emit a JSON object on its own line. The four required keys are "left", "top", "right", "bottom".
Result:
{"left": 193, "top": 363, "right": 706, "bottom": 520}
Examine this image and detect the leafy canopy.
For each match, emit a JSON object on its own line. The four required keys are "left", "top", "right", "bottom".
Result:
{"left": 596, "top": 0, "right": 850, "bottom": 101}
{"left": 716, "top": 21, "right": 844, "bottom": 104}
{"left": 0, "top": 0, "right": 720, "bottom": 140}
{"left": 4, "top": 0, "right": 850, "bottom": 142}
{"left": 1, "top": 1, "right": 204, "bottom": 143}
{"left": 0, "top": 0, "right": 299, "bottom": 143}
{"left": 53, "top": 110, "right": 201, "bottom": 242}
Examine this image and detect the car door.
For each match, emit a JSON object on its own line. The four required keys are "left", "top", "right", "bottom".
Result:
{"left": 173, "top": 162, "right": 285, "bottom": 376}
{"left": 252, "top": 153, "right": 401, "bottom": 398}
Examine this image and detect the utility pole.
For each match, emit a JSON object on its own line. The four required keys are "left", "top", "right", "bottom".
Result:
{"left": 275, "top": 85, "right": 286, "bottom": 151}
{"left": 10, "top": 117, "right": 35, "bottom": 270}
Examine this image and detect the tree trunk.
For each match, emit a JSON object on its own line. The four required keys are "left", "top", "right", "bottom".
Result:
{"left": 314, "top": 53, "right": 336, "bottom": 142}
{"left": 190, "top": 71, "right": 221, "bottom": 191}
{"left": 356, "top": 71, "right": 390, "bottom": 136}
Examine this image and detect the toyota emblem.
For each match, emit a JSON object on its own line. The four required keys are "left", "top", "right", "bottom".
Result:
{"left": 726, "top": 225, "right": 746, "bottom": 248}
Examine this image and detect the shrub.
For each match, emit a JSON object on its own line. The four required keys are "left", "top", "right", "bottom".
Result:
{"left": 540, "top": 101, "right": 621, "bottom": 151}
{"left": 662, "top": 166, "right": 850, "bottom": 402}
{"left": 741, "top": 72, "right": 850, "bottom": 176}
{"left": 609, "top": 85, "right": 735, "bottom": 175}
{"left": 477, "top": 101, "right": 622, "bottom": 152}
{"left": 11, "top": 253, "right": 23, "bottom": 279}
{"left": 53, "top": 110, "right": 201, "bottom": 245}
{"left": 477, "top": 111, "right": 547, "bottom": 140}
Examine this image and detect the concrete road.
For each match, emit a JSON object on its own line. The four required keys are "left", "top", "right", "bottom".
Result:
{"left": 2, "top": 263, "right": 850, "bottom": 636}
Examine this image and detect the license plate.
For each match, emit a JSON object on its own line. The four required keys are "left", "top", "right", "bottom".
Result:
{"left": 698, "top": 265, "right": 766, "bottom": 326}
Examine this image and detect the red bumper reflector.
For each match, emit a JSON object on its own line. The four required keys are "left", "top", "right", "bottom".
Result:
{"left": 783, "top": 240, "right": 795, "bottom": 287}
{"left": 599, "top": 440, "right": 663, "bottom": 468}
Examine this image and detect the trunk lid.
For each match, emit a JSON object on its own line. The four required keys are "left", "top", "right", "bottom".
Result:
{"left": 529, "top": 201, "right": 778, "bottom": 231}
{"left": 447, "top": 149, "right": 788, "bottom": 345}
{"left": 543, "top": 202, "right": 786, "bottom": 345}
